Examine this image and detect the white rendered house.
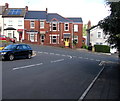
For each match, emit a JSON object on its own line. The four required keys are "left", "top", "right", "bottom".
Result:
{"left": 87, "top": 25, "right": 117, "bottom": 53}
{"left": 2, "top": 6, "right": 27, "bottom": 41}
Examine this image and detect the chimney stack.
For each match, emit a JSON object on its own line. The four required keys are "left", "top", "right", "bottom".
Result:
{"left": 87, "top": 20, "right": 91, "bottom": 29}
{"left": 5, "top": 3, "right": 9, "bottom": 9}
{"left": 25, "top": 6, "right": 28, "bottom": 11}
{"left": 46, "top": 8, "right": 48, "bottom": 12}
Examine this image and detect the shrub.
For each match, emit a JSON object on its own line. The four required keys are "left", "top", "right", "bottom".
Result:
{"left": 94, "top": 45, "right": 110, "bottom": 53}
{"left": 82, "top": 44, "right": 88, "bottom": 49}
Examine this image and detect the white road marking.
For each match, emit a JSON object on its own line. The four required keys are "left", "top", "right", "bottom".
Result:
{"left": 90, "top": 59, "right": 94, "bottom": 61}
{"left": 13, "top": 63, "right": 43, "bottom": 70}
{"left": 51, "top": 59, "right": 64, "bottom": 63}
{"left": 84, "top": 58, "right": 89, "bottom": 60}
{"left": 78, "top": 66, "right": 105, "bottom": 101}
{"left": 69, "top": 56, "right": 73, "bottom": 59}
{"left": 78, "top": 57, "right": 83, "bottom": 59}
{"left": 99, "top": 61, "right": 106, "bottom": 66}
{"left": 55, "top": 54, "right": 60, "bottom": 56}
{"left": 50, "top": 53, "right": 54, "bottom": 55}
{"left": 38, "top": 51, "right": 43, "bottom": 53}
{"left": 44, "top": 52, "right": 48, "bottom": 54}
{"left": 96, "top": 60, "right": 101, "bottom": 62}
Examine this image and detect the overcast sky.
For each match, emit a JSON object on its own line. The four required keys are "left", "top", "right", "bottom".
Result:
{"left": 1, "top": 0, "right": 110, "bottom": 25}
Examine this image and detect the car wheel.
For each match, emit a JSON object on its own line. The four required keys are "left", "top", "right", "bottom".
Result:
{"left": 9, "top": 54, "right": 14, "bottom": 61}
{"left": 27, "top": 53, "right": 32, "bottom": 59}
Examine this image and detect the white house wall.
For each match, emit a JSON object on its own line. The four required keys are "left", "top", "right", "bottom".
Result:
{"left": 3, "top": 17, "right": 24, "bottom": 41}
{"left": 90, "top": 26, "right": 108, "bottom": 46}
{"left": 0, "top": 15, "right": 3, "bottom": 34}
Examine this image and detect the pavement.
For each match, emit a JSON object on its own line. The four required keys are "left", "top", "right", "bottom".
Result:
{"left": 84, "top": 62, "right": 120, "bottom": 100}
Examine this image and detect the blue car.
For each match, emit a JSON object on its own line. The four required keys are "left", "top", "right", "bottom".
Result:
{"left": 0, "top": 44, "right": 33, "bottom": 61}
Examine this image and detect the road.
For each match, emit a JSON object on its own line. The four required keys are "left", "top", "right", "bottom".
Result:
{"left": 2, "top": 45, "right": 118, "bottom": 100}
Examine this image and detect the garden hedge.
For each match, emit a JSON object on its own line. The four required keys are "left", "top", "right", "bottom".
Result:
{"left": 94, "top": 45, "right": 110, "bottom": 53}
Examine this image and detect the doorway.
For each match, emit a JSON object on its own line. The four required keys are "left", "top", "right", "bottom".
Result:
{"left": 41, "top": 34, "right": 45, "bottom": 45}
{"left": 64, "top": 38, "right": 70, "bottom": 47}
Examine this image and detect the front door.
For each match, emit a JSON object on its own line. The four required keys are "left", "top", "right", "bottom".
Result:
{"left": 41, "top": 34, "right": 45, "bottom": 45}
{"left": 64, "top": 38, "right": 70, "bottom": 47}
{"left": 19, "top": 32, "right": 22, "bottom": 41}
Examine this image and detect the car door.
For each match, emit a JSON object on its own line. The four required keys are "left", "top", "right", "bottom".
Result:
{"left": 22, "top": 45, "right": 30, "bottom": 57}
{"left": 15, "top": 45, "right": 24, "bottom": 58}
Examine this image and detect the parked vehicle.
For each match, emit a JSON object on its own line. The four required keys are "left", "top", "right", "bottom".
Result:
{"left": 0, "top": 35, "right": 7, "bottom": 41}
{"left": 9, "top": 37, "right": 16, "bottom": 43}
{"left": 0, "top": 45, "right": 4, "bottom": 50}
{"left": 0, "top": 35, "right": 16, "bottom": 43}
{"left": 0, "top": 44, "right": 33, "bottom": 61}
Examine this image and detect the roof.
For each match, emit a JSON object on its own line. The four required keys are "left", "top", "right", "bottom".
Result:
{"left": 47, "top": 13, "right": 71, "bottom": 22}
{"left": 67, "top": 17, "right": 83, "bottom": 23}
{"left": 25, "top": 11, "right": 47, "bottom": 19}
{"left": 86, "top": 25, "right": 99, "bottom": 31}
{"left": 2, "top": 8, "right": 26, "bottom": 17}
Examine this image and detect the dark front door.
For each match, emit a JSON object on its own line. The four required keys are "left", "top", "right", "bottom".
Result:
{"left": 41, "top": 34, "right": 45, "bottom": 45}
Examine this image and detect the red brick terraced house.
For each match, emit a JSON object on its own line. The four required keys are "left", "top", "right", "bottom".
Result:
{"left": 23, "top": 9, "right": 83, "bottom": 48}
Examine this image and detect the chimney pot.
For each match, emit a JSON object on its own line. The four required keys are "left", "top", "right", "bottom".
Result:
{"left": 5, "top": 3, "right": 9, "bottom": 9}
{"left": 46, "top": 8, "right": 48, "bottom": 12}
{"left": 25, "top": 6, "right": 28, "bottom": 11}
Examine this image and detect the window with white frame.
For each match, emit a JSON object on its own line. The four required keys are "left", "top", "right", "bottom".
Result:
{"left": 40, "top": 21, "right": 44, "bottom": 29}
{"left": 97, "top": 32, "right": 102, "bottom": 38}
{"left": 30, "top": 21, "right": 35, "bottom": 28}
{"left": 74, "top": 35, "right": 78, "bottom": 43}
{"left": 18, "top": 20, "right": 22, "bottom": 26}
{"left": 8, "top": 33, "right": 12, "bottom": 38}
{"left": 52, "top": 23, "right": 57, "bottom": 31}
{"left": 64, "top": 23, "right": 69, "bottom": 31}
{"left": 50, "top": 35, "right": 59, "bottom": 44}
{"left": 8, "top": 19, "right": 13, "bottom": 26}
{"left": 30, "top": 34, "right": 34, "bottom": 42}
{"left": 74, "top": 25, "right": 78, "bottom": 32}
{"left": 52, "top": 36, "right": 57, "bottom": 43}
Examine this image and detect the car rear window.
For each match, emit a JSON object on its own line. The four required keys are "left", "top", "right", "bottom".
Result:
{"left": 26, "top": 45, "right": 31, "bottom": 49}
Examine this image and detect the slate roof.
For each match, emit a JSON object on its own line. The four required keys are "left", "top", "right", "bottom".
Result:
{"left": 47, "top": 13, "right": 71, "bottom": 22}
{"left": 2, "top": 8, "right": 26, "bottom": 17}
{"left": 67, "top": 17, "right": 83, "bottom": 23}
{"left": 25, "top": 11, "right": 47, "bottom": 19}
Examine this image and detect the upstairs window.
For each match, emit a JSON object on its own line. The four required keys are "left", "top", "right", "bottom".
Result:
{"left": 97, "top": 32, "right": 102, "bottom": 38}
{"left": 8, "top": 19, "right": 13, "bottom": 26}
{"left": 18, "top": 20, "right": 22, "bottom": 26}
{"left": 74, "top": 25, "right": 78, "bottom": 32}
{"left": 40, "top": 21, "right": 44, "bottom": 29}
{"left": 52, "top": 23, "right": 57, "bottom": 31}
{"left": 30, "top": 21, "right": 35, "bottom": 28}
{"left": 64, "top": 23, "right": 69, "bottom": 31}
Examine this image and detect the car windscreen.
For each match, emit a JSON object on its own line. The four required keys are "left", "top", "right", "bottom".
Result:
{"left": 3, "top": 45, "right": 17, "bottom": 50}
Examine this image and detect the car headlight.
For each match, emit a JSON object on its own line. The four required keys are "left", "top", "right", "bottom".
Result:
{"left": 1, "top": 52, "right": 7, "bottom": 55}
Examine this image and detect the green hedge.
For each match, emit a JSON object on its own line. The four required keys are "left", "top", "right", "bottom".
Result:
{"left": 94, "top": 45, "right": 110, "bottom": 53}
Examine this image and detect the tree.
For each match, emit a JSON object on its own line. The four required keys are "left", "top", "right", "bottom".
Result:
{"left": 83, "top": 24, "right": 87, "bottom": 36}
{"left": 98, "top": 1, "right": 120, "bottom": 57}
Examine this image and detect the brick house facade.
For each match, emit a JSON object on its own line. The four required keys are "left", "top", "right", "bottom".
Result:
{"left": 23, "top": 10, "right": 83, "bottom": 48}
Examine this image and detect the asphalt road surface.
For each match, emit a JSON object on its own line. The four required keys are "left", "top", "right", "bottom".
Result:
{"left": 2, "top": 45, "right": 118, "bottom": 100}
